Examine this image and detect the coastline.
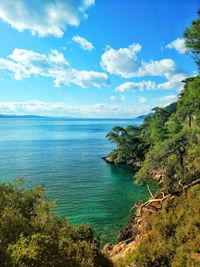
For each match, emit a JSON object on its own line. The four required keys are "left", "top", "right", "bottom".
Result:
{"left": 102, "top": 156, "right": 141, "bottom": 172}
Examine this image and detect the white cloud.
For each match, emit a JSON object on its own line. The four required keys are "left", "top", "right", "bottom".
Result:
{"left": 110, "top": 96, "right": 117, "bottom": 101}
{"left": 165, "top": 38, "right": 187, "bottom": 54}
{"left": 72, "top": 35, "right": 94, "bottom": 51}
{"left": 157, "top": 72, "right": 187, "bottom": 91}
{"left": 115, "top": 72, "right": 187, "bottom": 93}
{"left": 0, "top": 48, "right": 108, "bottom": 88}
{"left": 101, "top": 43, "right": 179, "bottom": 79}
{"left": 101, "top": 43, "right": 141, "bottom": 78}
{"left": 101, "top": 43, "right": 188, "bottom": 94}
{"left": 138, "top": 96, "right": 147, "bottom": 104}
{"left": 116, "top": 81, "right": 156, "bottom": 92}
{"left": 138, "top": 59, "right": 176, "bottom": 77}
{"left": 110, "top": 95, "right": 126, "bottom": 101}
{"left": 0, "top": 100, "right": 149, "bottom": 118}
{"left": 0, "top": 0, "right": 95, "bottom": 37}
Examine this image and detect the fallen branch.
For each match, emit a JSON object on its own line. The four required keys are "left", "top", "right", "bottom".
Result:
{"left": 183, "top": 178, "right": 200, "bottom": 190}
{"left": 146, "top": 184, "right": 154, "bottom": 198}
{"left": 137, "top": 194, "right": 171, "bottom": 216}
{"left": 129, "top": 179, "right": 200, "bottom": 218}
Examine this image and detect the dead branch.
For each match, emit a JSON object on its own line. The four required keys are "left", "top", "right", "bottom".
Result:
{"left": 178, "top": 179, "right": 183, "bottom": 187}
{"left": 129, "top": 178, "right": 200, "bottom": 218}
{"left": 146, "top": 184, "right": 154, "bottom": 198}
{"left": 183, "top": 178, "right": 200, "bottom": 190}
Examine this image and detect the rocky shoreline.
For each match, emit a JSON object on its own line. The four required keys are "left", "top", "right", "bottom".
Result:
{"left": 102, "top": 156, "right": 141, "bottom": 172}
{"left": 102, "top": 190, "right": 172, "bottom": 265}
{"left": 103, "top": 177, "right": 200, "bottom": 266}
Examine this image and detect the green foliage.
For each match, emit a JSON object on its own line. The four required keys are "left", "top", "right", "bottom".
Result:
{"left": 134, "top": 185, "right": 200, "bottom": 267}
{"left": 166, "top": 113, "right": 182, "bottom": 137}
{"left": 106, "top": 125, "right": 149, "bottom": 164}
{"left": 184, "top": 9, "right": 200, "bottom": 67}
{"left": 0, "top": 181, "right": 112, "bottom": 267}
{"left": 148, "top": 107, "right": 170, "bottom": 144}
{"left": 177, "top": 76, "right": 200, "bottom": 127}
{"left": 163, "top": 102, "right": 177, "bottom": 114}
{"left": 136, "top": 128, "right": 200, "bottom": 193}
{"left": 106, "top": 105, "right": 174, "bottom": 165}
{"left": 135, "top": 75, "right": 200, "bottom": 191}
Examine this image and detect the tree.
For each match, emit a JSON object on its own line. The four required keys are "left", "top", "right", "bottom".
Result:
{"left": 166, "top": 113, "right": 182, "bottom": 137}
{"left": 148, "top": 107, "right": 170, "bottom": 144}
{"left": 106, "top": 123, "right": 151, "bottom": 165}
{"left": 106, "top": 104, "right": 176, "bottom": 165}
{"left": 177, "top": 76, "right": 200, "bottom": 127}
{"left": 184, "top": 9, "right": 200, "bottom": 68}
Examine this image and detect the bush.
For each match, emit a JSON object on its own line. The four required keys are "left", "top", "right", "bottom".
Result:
{"left": 0, "top": 180, "right": 112, "bottom": 267}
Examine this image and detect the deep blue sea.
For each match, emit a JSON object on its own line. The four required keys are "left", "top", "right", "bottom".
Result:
{"left": 0, "top": 118, "right": 154, "bottom": 244}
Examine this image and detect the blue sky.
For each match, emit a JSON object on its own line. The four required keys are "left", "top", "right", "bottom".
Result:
{"left": 0, "top": 0, "right": 199, "bottom": 117}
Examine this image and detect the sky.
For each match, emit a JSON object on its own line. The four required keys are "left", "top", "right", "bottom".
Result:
{"left": 0, "top": 0, "right": 199, "bottom": 118}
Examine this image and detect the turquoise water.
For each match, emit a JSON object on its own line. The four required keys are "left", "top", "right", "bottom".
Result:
{"left": 0, "top": 118, "right": 154, "bottom": 244}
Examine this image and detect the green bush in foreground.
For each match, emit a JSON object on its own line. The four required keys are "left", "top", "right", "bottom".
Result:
{"left": 134, "top": 184, "right": 200, "bottom": 267}
{"left": 0, "top": 180, "right": 112, "bottom": 267}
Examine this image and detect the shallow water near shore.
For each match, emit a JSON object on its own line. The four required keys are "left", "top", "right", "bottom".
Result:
{"left": 0, "top": 118, "right": 156, "bottom": 244}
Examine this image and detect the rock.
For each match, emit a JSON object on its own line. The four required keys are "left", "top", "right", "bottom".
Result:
{"left": 102, "top": 156, "right": 141, "bottom": 172}
{"left": 101, "top": 156, "right": 114, "bottom": 164}
{"left": 103, "top": 243, "right": 113, "bottom": 253}
{"left": 118, "top": 216, "right": 136, "bottom": 242}
{"left": 151, "top": 169, "right": 164, "bottom": 182}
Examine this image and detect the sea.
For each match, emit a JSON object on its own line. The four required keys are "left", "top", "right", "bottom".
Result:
{"left": 0, "top": 118, "right": 156, "bottom": 244}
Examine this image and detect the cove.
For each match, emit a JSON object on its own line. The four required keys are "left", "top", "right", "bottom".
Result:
{"left": 0, "top": 118, "right": 156, "bottom": 243}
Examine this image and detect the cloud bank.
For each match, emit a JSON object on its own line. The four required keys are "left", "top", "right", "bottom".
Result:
{"left": 105, "top": 43, "right": 188, "bottom": 93}
{"left": 0, "top": 48, "right": 108, "bottom": 88}
{"left": 115, "top": 72, "right": 187, "bottom": 93}
{"left": 116, "top": 81, "right": 156, "bottom": 92}
{"left": 101, "top": 43, "right": 178, "bottom": 78}
{"left": 0, "top": 100, "right": 149, "bottom": 118}
{"left": 0, "top": 0, "right": 95, "bottom": 37}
